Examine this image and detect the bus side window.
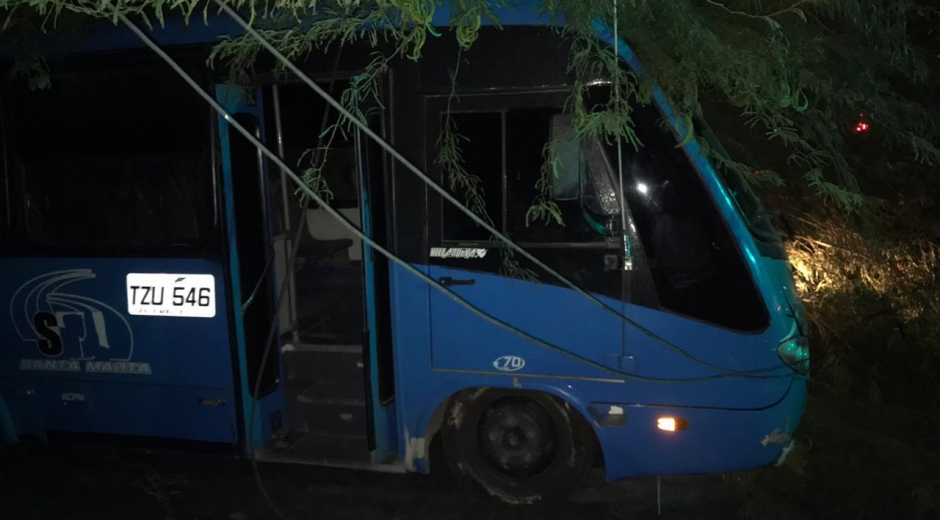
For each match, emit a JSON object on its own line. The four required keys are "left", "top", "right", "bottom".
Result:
{"left": 431, "top": 102, "right": 625, "bottom": 300}
{"left": 440, "top": 111, "right": 504, "bottom": 242}
{"left": 438, "top": 107, "right": 608, "bottom": 246}
{"left": 505, "top": 108, "right": 603, "bottom": 244}
{"left": 10, "top": 55, "right": 213, "bottom": 251}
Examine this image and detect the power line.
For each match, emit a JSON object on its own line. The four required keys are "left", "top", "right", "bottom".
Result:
{"left": 208, "top": 0, "right": 793, "bottom": 379}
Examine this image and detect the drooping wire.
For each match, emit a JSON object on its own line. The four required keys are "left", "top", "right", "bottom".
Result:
{"left": 116, "top": 11, "right": 790, "bottom": 385}
{"left": 209, "top": 0, "right": 789, "bottom": 379}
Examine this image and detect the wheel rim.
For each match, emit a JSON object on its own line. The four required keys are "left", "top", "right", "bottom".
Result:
{"left": 476, "top": 396, "right": 558, "bottom": 479}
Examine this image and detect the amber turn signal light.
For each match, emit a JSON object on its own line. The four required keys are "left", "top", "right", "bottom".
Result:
{"left": 657, "top": 416, "right": 688, "bottom": 432}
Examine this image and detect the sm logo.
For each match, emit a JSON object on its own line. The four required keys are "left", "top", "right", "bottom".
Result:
{"left": 10, "top": 270, "right": 134, "bottom": 363}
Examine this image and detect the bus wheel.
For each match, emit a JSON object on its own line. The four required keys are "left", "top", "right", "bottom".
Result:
{"left": 442, "top": 389, "right": 595, "bottom": 505}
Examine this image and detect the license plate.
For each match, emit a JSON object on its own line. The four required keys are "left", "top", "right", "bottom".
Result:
{"left": 126, "top": 273, "right": 216, "bottom": 318}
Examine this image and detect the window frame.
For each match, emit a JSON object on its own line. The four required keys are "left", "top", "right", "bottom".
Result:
{"left": 603, "top": 94, "right": 772, "bottom": 334}
{"left": 425, "top": 88, "right": 620, "bottom": 251}
{"left": 0, "top": 49, "right": 222, "bottom": 259}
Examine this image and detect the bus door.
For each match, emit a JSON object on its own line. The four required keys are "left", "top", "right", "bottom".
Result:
{"left": 216, "top": 84, "right": 286, "bottom": 449}
{"left": 424, "top": 91, "right": 629, "bottom": 380}
{"left": 223, "top": 79, "right": 396, "bottom": 465}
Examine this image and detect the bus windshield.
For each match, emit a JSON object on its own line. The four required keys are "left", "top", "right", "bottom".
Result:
{"left": 582, "top": 84, "right": 783, "bottom": 254}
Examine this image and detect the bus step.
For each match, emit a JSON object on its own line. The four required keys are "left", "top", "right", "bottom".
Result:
{"left": 281, "top": 432, "right": 371, "bottom": 463}
{"left": 281, "top": 343, "right": 362, "bottom": 354}
{"left": 290, "top": 395, "right": 368, "bottom": 437}
{"left": 287, "top": 377, "right": 366, "bottom": 400}
{"left": 282, "top": 344, "right": 364, "bottom": 383}
{"left": 295, "top": 329, "right": 363, "bottom": 346}
{"left": 296, "top": 395, "right": 366, "bottom": 406}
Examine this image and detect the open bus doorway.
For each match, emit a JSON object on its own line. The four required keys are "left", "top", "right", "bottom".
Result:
{"left": 263, "top": 82, "right": 365, "bottom": 347}
{"left": 241, "top": 80, "right": 394, "bottom": 465}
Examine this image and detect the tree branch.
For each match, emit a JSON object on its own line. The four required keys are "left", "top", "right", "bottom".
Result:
{"left": 704, "top": 0, "right": 813, "bottom": 26}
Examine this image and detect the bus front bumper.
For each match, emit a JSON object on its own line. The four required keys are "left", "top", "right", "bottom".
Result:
{"left": 597, "top": 377, "right": 807, "bottom": 482}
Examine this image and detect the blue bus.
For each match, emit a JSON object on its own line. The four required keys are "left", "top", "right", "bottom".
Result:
{"left": 0, "top": 1, "right": 808, "bottom": 503}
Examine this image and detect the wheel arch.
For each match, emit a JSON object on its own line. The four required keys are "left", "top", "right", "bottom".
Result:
{"left": 407, "top": 380, "right": 606, "bottom": 473}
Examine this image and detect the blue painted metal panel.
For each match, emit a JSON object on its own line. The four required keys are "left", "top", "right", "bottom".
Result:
{"left": 596, "top": 378, "right": 806, "bottom": 479}
{"left": 428, "top": 266, "right": 624, "bottom": 381}
{"left": 216, "top": 84, "right": 287, "bottom": 450}
{"left": 620, "top": 300, "right": 787, "bottom": 383}
{"left": 0, "top": 379, "right": 45, "bottom": 441}
{"left": 0, "top": 257, "right": 238, "bottom": 443}
{"left": 361, "top": 162, "right": 395, "bottom": 462}
{"left": 423, "top": 266, "right": 792, "bottom": 404}
{"left": 387, "top": 264, "right": 432, "bottom": 469}
{"left": 388, "top": 262, "right": 806, "bottom": 477}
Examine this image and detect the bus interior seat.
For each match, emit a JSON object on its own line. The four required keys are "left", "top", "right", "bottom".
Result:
{"left": 305, "top": 208, "right": 362, "bottom": 262}
{"left": 273, "top": 186, "right": 354, "bottom": 270}
{"left": 293, "top": 207, "right": 363, "bottom": 342}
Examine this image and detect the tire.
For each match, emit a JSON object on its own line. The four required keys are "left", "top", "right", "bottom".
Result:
{"left": 442, "top": 389, "right": 595, "bottom": 505}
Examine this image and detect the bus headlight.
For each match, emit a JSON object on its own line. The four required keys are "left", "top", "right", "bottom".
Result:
{"left": 777, "top": 336, "right": 810, "bottom": 376}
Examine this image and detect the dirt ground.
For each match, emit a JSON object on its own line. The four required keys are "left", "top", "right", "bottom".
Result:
{"left": 0, "top": 441, "right": 743, "bottom": 520}
{"left": 4, "top": 392, "right": 939, "bottom": 520}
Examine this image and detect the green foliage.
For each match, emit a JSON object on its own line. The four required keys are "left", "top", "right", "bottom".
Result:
{"left": 295, "top": 138, "right": 336, "bottom": 205}
{"left": 295, "top": 49, "right": 388, "bottom": 200}
{"left": 524, "top": 140, "right": 565, "bottom": 228}
{"left": 727, "top": 391, "right": 940, "bottom": 520}
{"left": 787, "top": 213, "right": 940, "bottom": 409}
{"left": 445, "top": 0, "right": 505, "bottom": 49}
{"left": 434, "top": 54, "right": 537, "bottom": 281}
{"left": 2, "top": 0, "right": 938, "bottom": 282}
{"left": 2, "top": 0, "right": 936, "bottom": 278}
{"left": 434, "top": 56, "right": 488, "bottom": 221}
{"left": 564, "top": 30, "right": 644, "bottom": 149}
{"left": 3, "top": 0, "right": 937, "bottom": 215}
{"left": 699, "top": 137, "right": 786, "bottom": 189}
{"left": 437, "top": 118, "right": 489, "bottom": 221}
{"left": 7, "top": 52, "right": 49, "bottom": 89}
